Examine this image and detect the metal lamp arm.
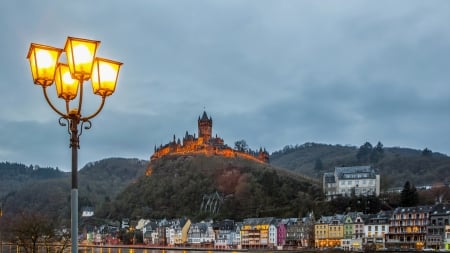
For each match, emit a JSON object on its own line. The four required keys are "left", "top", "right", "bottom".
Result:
{"left": 42, "top": 86, "right": 68, "bottom": 118}
{"left": 81, "top": 96, "right": 106, "bottom": 121}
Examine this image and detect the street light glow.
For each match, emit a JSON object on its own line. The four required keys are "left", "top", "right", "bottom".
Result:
{"left": 27, "top": 36, "right": 122, "bottom": 253}
{"left": 55, "top": 63, "right": 79, "bottom": 101}
{"left": 91, "top": 57, "right": 122, "bottom": 97}
{"left": 64, "top": 37, "right": 100, "bottom": 81}
{"left": 36, "top": 49, "right": 55, "bottom": 68}
{"left": 26, "top": 43, "right": 62, "bottom": 87}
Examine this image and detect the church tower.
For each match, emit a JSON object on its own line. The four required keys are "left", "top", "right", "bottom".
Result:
{"left": 198, "top": 111, "right": 212, "bottom": 143}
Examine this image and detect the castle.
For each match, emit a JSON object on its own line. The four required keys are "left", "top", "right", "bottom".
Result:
{"left": 150, "top": 111, "right": 269, "bottom": 163}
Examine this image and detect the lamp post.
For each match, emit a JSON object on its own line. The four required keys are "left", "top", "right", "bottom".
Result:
{"left": 26, "top": 37, "right": 122, "bottom": 253}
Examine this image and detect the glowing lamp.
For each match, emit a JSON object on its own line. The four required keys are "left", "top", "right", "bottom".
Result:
{"left": 26, "top": 43, "right": 62, "bottom": 86}
{"left": 64, "top": 37, "right": 100, "bottom": 81}
{"left": 91, "top": 57, "right": 123, "bottom": 97}
{"left": 55, "top": 63, "right": 80, "bottom": 101}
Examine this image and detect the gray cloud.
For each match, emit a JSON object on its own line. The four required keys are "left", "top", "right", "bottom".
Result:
{"left": 1, "top": 1, "right": 450, "bottom": 170}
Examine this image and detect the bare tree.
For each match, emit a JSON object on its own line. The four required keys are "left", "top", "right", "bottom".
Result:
{"left": 1, "top": 211, "right": 65, "bottom": 253}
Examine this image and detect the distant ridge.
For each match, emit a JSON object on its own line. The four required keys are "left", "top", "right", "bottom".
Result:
{"left": 270, "top": 142, "right": 450, "bottom": 188}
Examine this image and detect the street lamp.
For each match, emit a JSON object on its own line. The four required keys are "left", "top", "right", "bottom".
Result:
{"left": 26, "top": 36, "right": 122, "bottom": 253}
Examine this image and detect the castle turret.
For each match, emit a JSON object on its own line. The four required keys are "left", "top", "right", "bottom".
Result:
{"left": 198, "top": 111, "right": 212, "bottom": 143}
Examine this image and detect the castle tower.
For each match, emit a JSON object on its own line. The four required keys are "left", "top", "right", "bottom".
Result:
{"left": 198, "top": 111, "right": 212, "bottom": 143}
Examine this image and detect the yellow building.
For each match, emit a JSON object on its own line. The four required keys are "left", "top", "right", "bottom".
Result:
{"left": 241, "top": 217, "right": 274, "bottom": 249}
{"left": 315, "top": 217, "right": 330, "bottom": 248}
{"left": 315, "top": 215, "right": 344, "bottom": 248}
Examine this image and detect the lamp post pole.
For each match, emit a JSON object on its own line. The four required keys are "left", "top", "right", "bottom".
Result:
{"left": 70, "top": 114, "right": 80, "bottom": 252}
{"left": 27, "top": 37, "right": 122, "bottom": 253}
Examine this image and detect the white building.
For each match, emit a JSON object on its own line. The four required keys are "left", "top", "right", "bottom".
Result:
{"left": 363, "top": 211, "right": 391, "bottom": 249}
{"left": 269, "top": 223, "right": 278, "bottom": 247}
{"left": 323, "top": 166, "right": 380, "bottom": 200}
{"left": 187, "top": 221, "right": 215, "bottom": 245}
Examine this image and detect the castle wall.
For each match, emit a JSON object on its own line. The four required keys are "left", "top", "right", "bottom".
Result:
{"left": 150, "top": 112, "right": 269, "bottom": 163}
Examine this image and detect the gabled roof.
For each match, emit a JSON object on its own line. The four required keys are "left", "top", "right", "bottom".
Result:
{"left": 213, "top": 219, "right": 235, "bottom": 230}
{"left": 393, "top": 205, "right": 433, "bottom": 215}
{"left": 242, "top": 217, "right": 275, "bottom": 226}
{"left": 335, "top": 166, "right": 377, "bottom": 179}
{"left": 430, "top": 203, "right": 450, "bottom": 215}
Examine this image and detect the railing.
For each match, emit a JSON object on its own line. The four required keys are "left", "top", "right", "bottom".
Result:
{"left": 0, "top": 243, "right": 249, "bottom": 253}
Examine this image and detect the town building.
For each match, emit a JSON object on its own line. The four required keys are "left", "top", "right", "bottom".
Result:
{"left": 315, "top": 215, "right": 345, "bottom": 248}
{"left": 444, "top": 224, "right": 450, "bottom": 250}
{"left": 285, "top": 218, "right": 306, "bottom": 248}
{"left": 363, "top": 211, "right": 391, "bottom": 250}
{"left": 323, "top": 166, "right": 380, "bottom": 200}
{"left": 385, "top": 205, "right": 433, "bottom": 250}
{"left": 268, "top": 222, "right": 278, "bottom": 248}
{"left": 213, "top": 219, "right": 235, "bottom": 249}
{"left": 240, "top": 217, "right": 275, "bottom": 249}
{"left": 187, "top": 221, "right": 215, "bottom": 246}
{"left": 276, "top": 221, "right": 287, "bottom": 247}
{"left": 426, "top": 203, "right": 450, "bottom": 250}
{"left": 342, "top": 212, "right": 365, "bottom": 251}
{"left": 287, "top": 214, "right": 315, "bottom": 248}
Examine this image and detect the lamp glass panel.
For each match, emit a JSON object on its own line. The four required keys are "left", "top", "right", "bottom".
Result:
{"left": 26, "top": 43, "right": 62, "bottom": 86}
{"left": 64, "top": 37, "right": 100, "bottom": 80}
{"left": 91, "top": 58, "right": 122, "bottom": 97}
{"left": 55, "top": 63, "right": 79, "bottom": 101}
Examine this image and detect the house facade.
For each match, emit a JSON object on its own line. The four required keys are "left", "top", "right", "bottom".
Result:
{"left": 342, "top": 212, "right": 364, "bottom": 251}
{"left": 187, "top": 221, "right": 215, "bottom": 246}
{"left": 426, "top": 203, "right": 450, "bottom": 250}
{"left": 323, "top": 166, "right": 380, "bottom": 200}
{"left": 240, "top": 217, "right": 274, "bottom": 249}
{"left": 363, "top": 211, "right": 391, "bottom": 250}
{"left": 386, "top": 205, "right": 432, "bottom": 249}
{"left": 277, "top": 221, "right": 287, "bottom": 246}
{"left": 213, "top": 219, "right": 235, "bottom": 249}
{"left": 315, "top": 216, "right": 332, "bottom": 248}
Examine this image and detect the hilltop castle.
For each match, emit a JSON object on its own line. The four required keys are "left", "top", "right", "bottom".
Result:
{"left": 150, "top": 111, "right": 269, "bottom": 163}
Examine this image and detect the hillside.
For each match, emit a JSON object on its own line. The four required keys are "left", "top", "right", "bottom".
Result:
{"left": 0, "top": 158, "right": 147, "bottom": 224}
{"left": 1, "top": 142, "right": 449, "bottom": 225}
{"left": 270, "top": 142, "right": 450, "bottom": 188}
{"left": 0, "top": 162, "right": 67, "bottom": 199}
{"left": 100, "top": 154, "right": 322, "bottom": 221}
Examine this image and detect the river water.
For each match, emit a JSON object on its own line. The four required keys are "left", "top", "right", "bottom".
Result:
{"left": 0, "top": 244, "right": 252, "bottom": 253}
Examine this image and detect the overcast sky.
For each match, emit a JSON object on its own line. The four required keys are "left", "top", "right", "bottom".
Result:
{"left": 1, "top": 1, "right": 450, "bottom": 171}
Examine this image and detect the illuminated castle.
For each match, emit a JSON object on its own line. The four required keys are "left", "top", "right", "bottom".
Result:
{"left": 150, "top": 111, "right": 269, "bottom": 163}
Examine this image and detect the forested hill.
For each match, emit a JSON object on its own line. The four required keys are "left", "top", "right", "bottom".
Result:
{"left": 100, "top": 154, "right": 322, "bottom": 221}
{"left": 270, "top": 142, "right": 450, "bottom": 188}
{"left": 0, "top": 158, "right": 147, "bottom": 223}
{"left": 0, "top": 162, "right": 67, "bottom": 199}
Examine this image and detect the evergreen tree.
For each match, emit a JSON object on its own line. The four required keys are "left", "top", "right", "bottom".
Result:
{"left": 370, "top": 141, "right": 384, "bottom": 163}
{"left": 422, "top": 148, "right": 432, "bottom": 157}
{"left": 400, "top": 181, "right": 419, "bottom": 207}
{"left": 356, "top": 142, "right": 373, "bottom": 162}
{"left": 314, "top": 158, "right": 323, "bottom": 171}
